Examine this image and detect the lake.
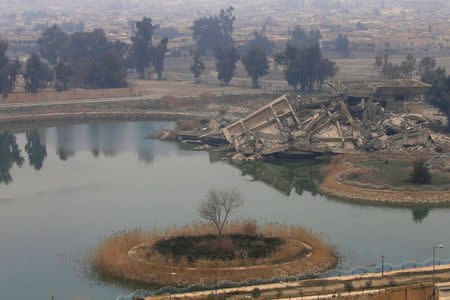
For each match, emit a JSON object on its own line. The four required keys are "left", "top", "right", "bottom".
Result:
{"left": 0, "top": 121, "right": 449, "bottom": 299}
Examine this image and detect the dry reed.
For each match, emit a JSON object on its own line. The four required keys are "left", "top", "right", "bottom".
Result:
{"left": 89, "top": 222, "right": 337, "bottom": 286}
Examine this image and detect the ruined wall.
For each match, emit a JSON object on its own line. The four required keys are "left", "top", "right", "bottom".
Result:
{"left": 404, "top": 102, "right": 425, "bottom": 114}
{"left": 0, "top": 87, "right": 140, "bottom": 103}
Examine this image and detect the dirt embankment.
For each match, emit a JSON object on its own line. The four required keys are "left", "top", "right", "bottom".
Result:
{"left": 0, "top": 93, "right": 277, "bottom": 126}
{"left": 319, "top": 156, "right": 450, "bottom": 205}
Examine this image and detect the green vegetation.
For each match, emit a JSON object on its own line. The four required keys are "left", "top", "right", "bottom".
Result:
{"left": 335, "top": 33, "right": 350, "bottom": 57}
{"left": 130, "top": 17, "right": 158, "bottom": 78}
{"left": 242, "top": 46, "right": 269, "bottom": 88}
{"left": 214, "top": 46, "right": 240, "bottom": 86}
{"left": 418, "top": 56, "right": 450, "bottom": 131}
{"left": 410, "top": 159, "right": 431, "bottom": 184}
{"left": 0, "top": 41, "right": 20, "bottom": 97}
{"left": 374, "top": 54, "right": 416, "bottom": 79}
{"left": 247, "top": 27, "right": 274, "bottom": 56}
{"left": 24, "top": 52, "right": 53, "bottom": 93}
{"left": 191, "top": 50, "right": 205, "bottom": 82}
{"left": 351, "top": 160, "right": 448, "bottom": 187}
{"left": 288, "top": 25, "right": 322, "bottom": 49}
{"left": 37, "top": 26, "right": 128, "bottom": 89}
{"left": 191, "top": 7, "right": 235, "bottom": 56}
{"left": 251, "top": 288, "right": 262, "bottom": 298}
{"left": 153, "top": 234, "right": 285, "bottom": 262}
{"left": 275, "top": 43, "right": 338, "bottom": 91}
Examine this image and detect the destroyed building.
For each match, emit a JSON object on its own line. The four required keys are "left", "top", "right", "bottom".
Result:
{"left": 330, "top": 79, "right": 432, "bottom": 113}
{"left": 221, "top": 79, "right": 450, "bottom": 158}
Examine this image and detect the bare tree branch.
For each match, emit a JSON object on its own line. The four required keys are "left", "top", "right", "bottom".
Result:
{"left": 198, "top": 188, "right": 244, "bottom": 236}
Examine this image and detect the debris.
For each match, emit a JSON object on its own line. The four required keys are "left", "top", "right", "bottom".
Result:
{"left": 155, "top": 80, "right": 449, "bottom": 161}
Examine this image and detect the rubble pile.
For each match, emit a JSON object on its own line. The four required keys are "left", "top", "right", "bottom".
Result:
{"left": 220, "top": 93, "right": 449, "bottom": 159}
{"left": 158, "top": 80, "right": 449, "bottom": 160}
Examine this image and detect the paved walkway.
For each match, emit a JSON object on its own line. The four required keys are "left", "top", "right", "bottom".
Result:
{"left": 146, "top": 264, "right": 450, "bottom": 299}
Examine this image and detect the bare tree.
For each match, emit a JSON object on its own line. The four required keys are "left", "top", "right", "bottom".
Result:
{"left": 198, "top": 188, "right": 244, "bottom": 236}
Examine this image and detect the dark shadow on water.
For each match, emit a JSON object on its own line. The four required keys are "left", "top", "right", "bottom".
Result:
{"left": 25, "top": 130, "right": 47, "bottom": 170}
{"left": 0, "top": 131, "right": 24, "bottom": 184}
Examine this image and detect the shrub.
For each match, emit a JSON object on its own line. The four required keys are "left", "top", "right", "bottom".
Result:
{"left": 251, "top": 288, "right": 262, "bottom": 299}
{"left": 344, "top": 280, "right": 354, "bottom": 293}
{"left": 410, "top": 159, "right": 431, "bottom": 184}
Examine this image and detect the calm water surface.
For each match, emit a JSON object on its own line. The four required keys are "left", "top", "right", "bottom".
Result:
{"left": 0, "top": 121, "right": 449, "bottom": 300}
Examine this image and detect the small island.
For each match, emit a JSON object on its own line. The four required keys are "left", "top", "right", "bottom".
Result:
{"left": 89, "top": 188, "right": 337, "bottom": 286}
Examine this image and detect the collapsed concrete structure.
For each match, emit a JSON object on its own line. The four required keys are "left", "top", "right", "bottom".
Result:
{"left": 220, "top": 80, "right": 449, "bottom": 158}
{"left": 160, "top": 79, "right": 449, "bottom": 159}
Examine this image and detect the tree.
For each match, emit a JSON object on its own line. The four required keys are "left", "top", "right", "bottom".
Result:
{"left": 288, "top": 25, "right": 322, "bottom": 49}
{"left": 418, "top": 57, "right": 450, "bottom": 131}
{"left": 335, "top": 34, "right": 350, "bottom": 57}
{"left": 375, "top": 54, "right": 416, "bottom": 79}
{"left": 54, "top": 61, "right": 73, "bottom": 91}
{"left": 190, "top": 50, "right": 205, "bottom": 82}
{"left": 191, "top": 6, "right": 235, "bottom": 56}
{"left": 0, "top": 41, "right": 20, "bottom": 97}
{"left": 410, "top": 159, "right": 431, "bottom": 184}
{"left": 400, "top": 53, "right": 416, "bottom": 79}
{"left": 131, "top": 17, "right": 158, "bottom": 78}
{"left": 275, "top": 43, "right": 338, "bottom": 91}
{"left": 24, "top": 52, "right": 52, "bottom": 93}
{"left": 198, "top": 188, "right": 244, "bottom": 236}
{"left": 242, "top": 46, "right": 269, "bottom": 88}
{"left": 85, "top": 51, "right": 127, "bottom": 89}
{"left": 215, "top": 46, "right": 240, "bottom": 86}
{"left": 153, "top": 37, "right": 169, "bottom": 80}
{"left": 37, "top": 25, "right": 69, "bottom": 65}
{"left": 418, "top": 56, "right": 437, "bottom": 83}
{"left": 247, "top": 27, "right": 274, "bottom": 56}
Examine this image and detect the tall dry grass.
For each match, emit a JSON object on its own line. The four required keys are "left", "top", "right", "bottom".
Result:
{"left": 89, "top": 222, "right": 337, "bottom": 286}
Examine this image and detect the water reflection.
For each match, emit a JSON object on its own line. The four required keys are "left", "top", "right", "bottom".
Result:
{"left": 412, "top": 207, "right": 430, "bottom": 223}
{"left": 0, "top": 122, "right": 446, "bottom": 224}
{"left": 0, "top": 131, "right": 24, "bottom": 184}
{"left": 226, "top": 159, "right": 326, "bottom": 196}
{"left": 225, "top": 157, "right": 445, "bottom": 222}
{"left": 25, "top": 131, "right": 47, "bottom": 170}
{"left": 0, "top": 122, "right": 173, "bottom": 185}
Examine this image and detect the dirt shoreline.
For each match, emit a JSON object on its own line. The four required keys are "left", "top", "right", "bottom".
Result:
{"left": 0, "top": 111, "right": 204, "bottom": 124}
{"left": 319, "top": 157, "right": 450, "bottom": 205}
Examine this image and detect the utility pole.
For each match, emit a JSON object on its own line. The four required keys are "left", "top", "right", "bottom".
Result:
{"left": 381, "top": 256, "right": 384, "bottom": 277}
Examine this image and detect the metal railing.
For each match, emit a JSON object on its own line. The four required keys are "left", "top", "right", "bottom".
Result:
{"left": 116, "top": 257, "right": 450, "bottom": 300}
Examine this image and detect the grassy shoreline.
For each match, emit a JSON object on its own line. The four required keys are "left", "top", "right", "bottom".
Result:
{"left": 88, "top": 222, "right": 337, "bottom": 286}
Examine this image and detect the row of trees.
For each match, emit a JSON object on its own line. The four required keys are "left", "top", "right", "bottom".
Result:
{"left": 129, "top": 17, "right": 169, "bottom": 79}
{"left": 0, "top": 17, "right": 172, "bottom": 94}
{"left": 374, "top": 54, "right": 417, "bottom": 79}
{"left": 190, "top": 9, "right": 338, "bottom": 90}
{"left": 36, "top": 25, "right": 129, "bottom": 92}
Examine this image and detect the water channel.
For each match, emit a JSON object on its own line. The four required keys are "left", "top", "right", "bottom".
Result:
{"left": 0, "top": 121, "right": 449, "bottom": 299}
